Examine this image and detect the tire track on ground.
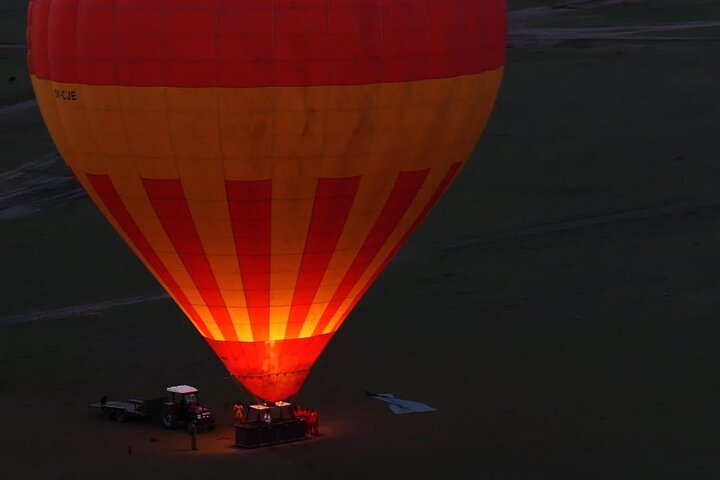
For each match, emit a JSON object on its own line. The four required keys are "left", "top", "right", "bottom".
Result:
{"left": 0, "top": 294, "right": 170, "bottom": 326}
{"left": 0, "top": 98, "right": 37, "bottom": 115}
{"left": 399, "top": 199, "right": 720, "bottom": 260}
{"left": 510, "top": 21, "right": 720, "bottom": 47}
{"left": 0, "top": 153, "right": 84, "bottom": 221}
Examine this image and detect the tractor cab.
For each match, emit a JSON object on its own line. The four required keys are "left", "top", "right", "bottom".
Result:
{"left": 167, "top": 385, "right": 199, "bottom": 405}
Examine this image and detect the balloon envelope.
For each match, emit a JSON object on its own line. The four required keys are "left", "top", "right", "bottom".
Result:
{"left": 28, "top": 0, "right": 507, "bottom": 401}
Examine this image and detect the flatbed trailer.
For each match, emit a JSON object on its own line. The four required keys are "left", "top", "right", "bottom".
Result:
{"left": 89, "top": 397, "right": 166, "bottom": 423}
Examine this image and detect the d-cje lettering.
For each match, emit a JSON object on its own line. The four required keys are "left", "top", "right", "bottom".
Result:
{"left": 54, "top": 89, "right": 78, "bottom": 101}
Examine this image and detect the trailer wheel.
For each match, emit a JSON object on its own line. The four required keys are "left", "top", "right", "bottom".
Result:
{"left": 162, "top": 410, "right": 176, "bottom": 429}
{"left": 113, "top": 410, "right": 126, "bottom": 423}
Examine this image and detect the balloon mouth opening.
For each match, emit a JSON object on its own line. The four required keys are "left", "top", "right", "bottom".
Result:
{"left": 206, "top": 334, "right": 335, "bottom": 402}
{"left": 232, "top": 370, "right": 311, "bottom": 403}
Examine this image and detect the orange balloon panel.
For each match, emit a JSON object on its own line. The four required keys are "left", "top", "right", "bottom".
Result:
{"left": 28, "top": 0, "right": 507, "bottom": 401}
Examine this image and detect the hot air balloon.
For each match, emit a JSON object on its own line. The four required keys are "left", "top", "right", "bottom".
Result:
{"left": 27, "top": 0, "right": 507, "bottom": 402}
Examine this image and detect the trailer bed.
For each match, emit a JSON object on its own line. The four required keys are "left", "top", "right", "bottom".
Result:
{"left": 89, "top": 399, "right": 149, "bottom": 415}
{"left": 89, "top": 397, "right": 167, "bottom": 422}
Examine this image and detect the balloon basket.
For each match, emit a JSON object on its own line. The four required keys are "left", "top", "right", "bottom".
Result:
{"left": 234, "top": 402, "right": 308, "bottom": 448}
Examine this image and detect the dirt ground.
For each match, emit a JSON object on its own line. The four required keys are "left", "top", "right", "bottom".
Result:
{"left": 2, "top": 1, "right": 720, "bottom": 479}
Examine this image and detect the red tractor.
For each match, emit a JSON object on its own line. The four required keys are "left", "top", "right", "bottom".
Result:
{"left": 161, "top": 385, "right": 215, "bottom": 430}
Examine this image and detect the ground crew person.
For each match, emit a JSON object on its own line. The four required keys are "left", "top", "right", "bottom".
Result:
{"left": 310, "top": 409, "right": 319, "bottom": 436}
{"left": 188, "top": 421, "right": 198, "bottom": 451}
{"left": 233, "top": 401, "right": 244, "bottom": 424}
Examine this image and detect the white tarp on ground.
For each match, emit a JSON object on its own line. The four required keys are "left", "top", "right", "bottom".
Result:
{"left": 366, "top": 392, "right": 437, "bottom": 415}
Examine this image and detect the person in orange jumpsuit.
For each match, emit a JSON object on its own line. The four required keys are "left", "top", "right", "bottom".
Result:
{"left": 233, "top": 401, "right": 244, "bottom": 425}
{"left": 310, "top": 409, "right": 319, "bottom": 436}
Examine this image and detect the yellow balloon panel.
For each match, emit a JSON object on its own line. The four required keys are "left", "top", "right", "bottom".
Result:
{"left": 31, "top": 69, "right": 503, "bottom": 343}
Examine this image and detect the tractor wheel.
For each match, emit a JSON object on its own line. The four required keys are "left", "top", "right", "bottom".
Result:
{"left": 113, "top": 410, "right": 126, "bottom": 423}
{"left": 162, "top": 410, "right": 176, "bottom": 429}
